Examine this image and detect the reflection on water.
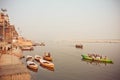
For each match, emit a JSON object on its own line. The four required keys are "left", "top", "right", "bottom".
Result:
{"left": 81, "top": 59, "right": 113, "bottom": 66}
{"left": 40, "top": 64, "right": 55, "bottom": 71}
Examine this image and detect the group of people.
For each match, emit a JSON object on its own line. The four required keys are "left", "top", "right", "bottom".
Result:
{"left": 88, "top": 53, "right": 107, "bottom": 60}
{"left": 44, "top": 52, "right": 51, "bottom": 57}
{"left": 0, "top": 45, "right": 12, "bottom": 54}
{"left": 0, "top": 46, "right": 12, "bottom": 51}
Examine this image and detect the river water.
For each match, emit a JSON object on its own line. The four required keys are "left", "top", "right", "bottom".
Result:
{"left": 22, "top": 41, "right": 120, "bottom": 80}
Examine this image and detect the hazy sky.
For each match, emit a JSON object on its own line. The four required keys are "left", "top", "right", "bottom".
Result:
{"left": 0, "top": 0, "right": 120, "bottom": 41}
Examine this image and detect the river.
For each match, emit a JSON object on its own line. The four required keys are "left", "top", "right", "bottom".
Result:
{"left": 22, "top": 41, "right": 120, "bottom": 80}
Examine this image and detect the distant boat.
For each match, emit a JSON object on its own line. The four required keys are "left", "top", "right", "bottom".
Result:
{"left": 39, "top": 42, "right": 45, "bottom": 46}
{"left": 32, "top": 42, "right": 45, "bottom": 46}
{"left": 39, "top": 59, "right": 54, "bottom": 68}
{"left": 32, "top": 42, "right": 39, "bottom": 46}
{"left": 75, "top": 44, "right": 83, "bottom": 49}
{"left": 21, "top": 46, "right": 34, "bottom": 50}
{"left": 27, "top": 61, "right": 38, "bottom": 70}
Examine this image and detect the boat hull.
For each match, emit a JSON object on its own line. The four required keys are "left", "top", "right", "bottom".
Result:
{"left": 39, "top": 59, "right": 54, "bottom": 68}
{"left": 81, "top": 54, "right": 113, "bottom": 63}
{"left": 43, "top": 56, "right": 52, "bottom": 61}
{"left": 27, "top": 61, "right": 38, "bottom": 70}
{"left": 75, "top": 44, "right": 83, "bottom": 49}
{"left": 21, "top": 46, "right": 34, "bottom": 51}
{"left": 34, "top": 55, "right": 42, "bottom": 62}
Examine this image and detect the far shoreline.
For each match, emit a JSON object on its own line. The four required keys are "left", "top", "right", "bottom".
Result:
{"left": 76, "top": 39, "right": 120, "bottom": 43}
{"left": 57, "top": 39, "right": 120, "bottom": 43}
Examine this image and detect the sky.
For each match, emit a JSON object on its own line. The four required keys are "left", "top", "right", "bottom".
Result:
{"left": 0, "top": 0, "right": 120, "bottom": 41}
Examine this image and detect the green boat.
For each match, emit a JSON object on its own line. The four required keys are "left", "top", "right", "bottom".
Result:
{"left": 81, "top": 54, "right": 113, "bottom": 63}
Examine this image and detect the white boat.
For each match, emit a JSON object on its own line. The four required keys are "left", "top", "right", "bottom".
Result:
{"left": 26, "top": 55, "right": 34, "bottom": 61}
{"left": 39, "top": 59, "right": 54, "bottom": 68}
{"left": 21, "top": 46, "right": 33, "bottom": 50}
{"left": 35, "top": 55, "right": 42, "bottom": 61}
{"left": 27, "top": 61, "right": 38, "bottom": 70}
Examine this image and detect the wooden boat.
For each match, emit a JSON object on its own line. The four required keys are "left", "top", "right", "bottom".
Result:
{"left": 27, "top": 61, "right": 38, "bottom": 70}
{"left": 43, "top": 56, "right": 52, "bottom": 61}
{"left": 39, "top": 42, "right": 45, "bottom": 46}
{"left": 21, "top": 46, "right": 34, "bottom": 50}
{"left": 27, "top": 66, "right": 38, "bottom": 72}
{"left": 39, "top": 59, "right": 54, "bottom": 68}
{"left": 75, "top": 44, "right": 83, "bottom": 49}
{"left": 32, "top": 42, "right": 45, "bottom": 46}
{"left": 26, "top": 55, "right": 34, "bottom": 61}
{"left": 32, "top": 42, "right": 39, "bottom": 46}
{"left": 40, "top": 64, "right": 54, "bottom": 71}
{"left": 81, "top": 59, "right": 113, "bottom": 65}
{"left": 34, "top": 55, "right": 42, "bottom": 62}
{"left": 81, "top": 54, "right": 113, "bottom": 63}
{"left": 43, "top": 52, "right": 53, "bottom": 61}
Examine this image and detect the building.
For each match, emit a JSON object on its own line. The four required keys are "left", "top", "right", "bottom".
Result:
{"left": 0, "top": 9, "right": 18, "bottom": 43}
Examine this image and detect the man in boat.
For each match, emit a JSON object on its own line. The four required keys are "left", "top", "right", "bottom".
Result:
{"left": 48, "top": 52, "right": 51, "bottom": 57}
{"left": 44, "top": 52, "right": 51, "bottom": 57}
{"left": 88, "top": 53, "right": 93, "bottom": 57}
{"left": 104, "top": 56, "right": 107, "bottom": 60}
{"left": 92, "top": 56, "right": 95, "bottom": 61}
{"left": 88, "top": 53, "right": 101, "bottom": 60}
{"left": 96, "top": 56, "right": 100, "bottom": 60}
